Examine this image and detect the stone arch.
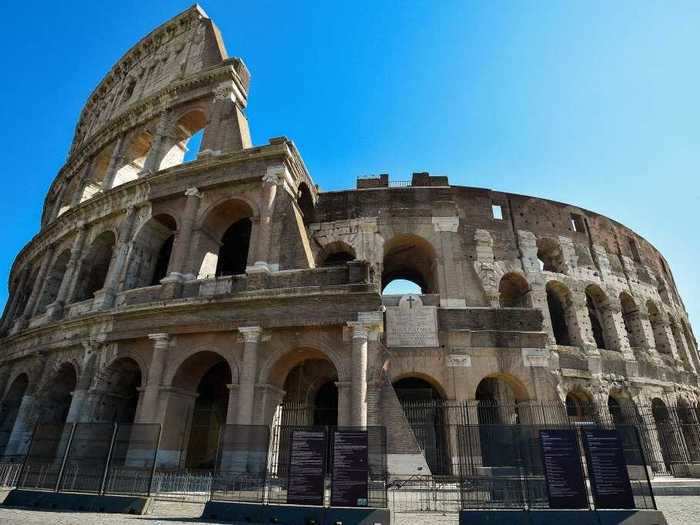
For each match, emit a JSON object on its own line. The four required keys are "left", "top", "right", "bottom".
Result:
{"left": 565, "top": 389, "right": 594, "bottom": 421}
{"left": 258, "top": 341, "right": 348, "bottom": 386}
{"left": 620, "top": 292, "right": 646, "bottom": 349}
{"left": 545, "top": 280, "right": 576, "bottom": 346}
{"left": 281, "top": 358, "right": 339, "bottom": 427}
{"left": 536, "top": 237, "right": 567, "bottom": 274}
{"left": 392, "top": 372, "right": 448, "bottom": 401}
{"left": 607, "top": 393, "right": 640, "bottom": 426}
{"left": 585, "top": 284, "right": 612, "bottom": 350}
{"left": 382, "top": 234, "right": 438, "bottom": 294}
{"left": 37, "top": 362, "right": 78, "bottom": 425}
{"left": 163, "top": 347, "right": 240, "bottom": 387}
{"left": 196, "top": 198, "right": 255, "bottom": 278}
{"left": 72, "top": 230, "right": 116, "bottom": 303}
{"left": 124, "top": 213, "right": 177, "bottom": 289}
{"left": 92, "top": 357, "right": 142, "bottom": 423}
{"left": 498, "top": 272, "right": 530, "bottom": 307}
{"left": 112, "top": 130, "right": 153, "bottom": 187}
{"left": 318, "top": 241, "right": 356, "bottom": 267}
{"left": 0, "top": 373, "right": 29, "bottom": 454}
{"left": 475, "top": 373, "right": 530, "bottom": 405}
{"left": 646, "top": 300, "right": 671, "bottom": 354}
{"left": 79, "top": 141, "right": 116, "bottom": 202}
{"left": 167, "top": 351, "right": 234, "bottom": 469}
{"left": 159, "top": 109, "right": 208, "bottom": 169}
{"left": 36, "top": 249, "right": 71, "bottom": 314}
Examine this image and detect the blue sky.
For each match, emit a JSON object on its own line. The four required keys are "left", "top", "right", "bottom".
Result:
{"left": 0, "top": 1, "right": 698, "bottom": 324}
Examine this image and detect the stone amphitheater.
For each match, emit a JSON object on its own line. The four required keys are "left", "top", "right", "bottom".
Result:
{"left": 0, "top": 5, "right": 698, "bottom": 477}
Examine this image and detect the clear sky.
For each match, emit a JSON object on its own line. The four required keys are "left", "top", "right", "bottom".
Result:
{"left": 0, "top": 1, "right": 698, "bottom": 324}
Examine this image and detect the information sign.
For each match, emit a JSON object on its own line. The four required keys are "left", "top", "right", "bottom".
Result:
{"left": 539, "top": 429, "right": 588, "bottom": 509}
{"left": 582, "top": 428, "right": 635, "bottom": 509}
{"left": 287, "top": 429, "right": 326, "bottom": 506}
{"left": 331, "top": 430, "right": 369, "bottom": 507}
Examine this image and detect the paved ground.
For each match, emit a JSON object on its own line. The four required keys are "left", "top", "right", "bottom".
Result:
{"left": 0, "top": 493, "right": 697, "bottom": 524}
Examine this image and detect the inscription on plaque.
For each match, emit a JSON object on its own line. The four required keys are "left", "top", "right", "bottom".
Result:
{"left": 331, "top": 430, "right": 369, "bottom": 507}
{"left": 539, "top": 429, "right": 588, "bottom": 509}
{"left": 287, "top": 429, "right": 326, "bottom": 506}
{"left": 385, "top": 295, "right": 439, "bottom": 348}
{"left": 582, "top": 428, "right": 635, "bottom": 509}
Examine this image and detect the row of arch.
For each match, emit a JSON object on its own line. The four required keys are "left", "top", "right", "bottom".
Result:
{"left": 56, "top": 109, "right": 208, "bottom": 219}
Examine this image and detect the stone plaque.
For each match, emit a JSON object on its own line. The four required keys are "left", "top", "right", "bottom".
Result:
{"left": 446, "top": 353, "right": 471, "bottom": 367}
{"left": 385, "top": 295, "right": 439, "bottom": 348}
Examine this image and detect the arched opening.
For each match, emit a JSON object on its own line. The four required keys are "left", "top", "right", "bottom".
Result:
{"left": 565, "top": 391, "right": 594, "bottom": 422}
{"left": 197, "top": 199, "right": 254, "bottom": 279}
{"left": 36, "top": 250, "right": 71, "bottom": 314}
{"left": 393, "top": 376, "right": 450, "bottom": 475}
{"left": 93, "top": 358, "right": 142, "bottom": 424}
{"left": 159, "top": 110, "right": 207, "bottom": 170}
{"left": 545, "top": 281, "right": 574, "bottom": 346}
{"left": 382, "top": 235, "right": 437, "bottom": 294}
{"left": 38, "top": 363, "right": 77, "bottom": 425}
{"left": 669, "top": 318, "right": 692, "bottom": 370}
{"left": 651, "top": 398, "right": 674, "bottom": 471}
{"left": 112, "top": 131, "right": 152, "bottom": 187}
{"left": 170, "top": 352, "right": 232, "bottom": 470}
{"left": 297, "top": 183, "right": 315, "bottom": 226}
{"left": 319, "top": 242, "right": 355, "bottom": 267}
{"left": 216, "top": 219, "right": 252, "bottom": 277}
{"left": 620, "top": 292, "right": 645, "bottom": 349}
{"left": 681, "top": 320, "right": 700, "bottom": 371}
{"left": 498, "top": 272, "right": 530, "bottom": 307}
{"left": 585, "top": 285, "right": 610, "bottom": 350}
{"left": 79, "top": 143, "right": 115, "bottom": 202}
{"left": 677, "top": 399, "right": 700, "bottom": 462}
{"left": 536, "top": 238, "right": 566, "bottom": 273}
{"left": 646, "top": 301, "right": 670, "bottom": 354}
{"left": 72, "top": 231, "right": 116, "bottom": 303}
{"left": 475, "top": 375, "right": 528, "bottom": 468}
{"left": 124, "top": 214, "right": 177, "bottom": 290}
{"left": 0, "top": 374, "right": 29, "bottom": 455}
{"left": 607, "top": 395, "right": 639, "bottom": 426}
{"left": 10, "top": 265, "right": 37, "bottom": 322}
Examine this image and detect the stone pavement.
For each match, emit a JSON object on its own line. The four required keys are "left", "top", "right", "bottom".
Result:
{"left": 0, "top": 493, "right": 697, "bottom": 524}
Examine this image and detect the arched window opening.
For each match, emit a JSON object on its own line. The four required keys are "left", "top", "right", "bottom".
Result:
{"left": 197, "top": 199, "right": 254, "bottom": 279}
{"left": 10, "top": 265, "right": 36, "bottom": 322}
{"left": 124, "top": 214, "right": 177, "bottom": 290}
{"left": 297, "top": 183, "right": 315, "bottom": 226}
{"left": 607, "top": 395, "right": 638, "bottom": 426}
{"left": 546, "top": 282, "right": 572, "bottom": 346}
{"left": 382, "top": 235, "right": 437, "bottom": 294}
{"left": 80, "top": 143, "right": 115, "bottom": 203}
{"left": 121, "top": 80, "right": 136, "bottom": 105}
{"left": 0, "top": 374, "right": 29, "bottom": 454}
{"left": 498, "top": 273, "right": 530, "bottom": 308}
{"left": 38, "top": 363, "right": 77, "bottom": 425}
{"left": 669, "top": 319, "right": 691, "bottom": 369}
{"left": 585, "top": 285, "right": 609, "bottom": 350}
{"left": 36, "top": 250, "right": 71, "bottom": 314}
{"left": 536, "top": 238, "right": 566, "bottom": 274}
{"left": 93, "top": 358, "right": 142, "bottom": 424}
{"left": 565, "top": 391, "right": 594, "bottom": 422}
{"left": 383, "top": 279, "right": 422, "bottom": 295}
{"left": 394, "top": 377, "right": 450, "bottom": 475}
{"left": 620, "top": 293, "right": 645, "bottom": 349}
{"left": 185, "top": 360, "right": 231, "bottom": 469}
{"left": 646, "top": 301, "right": 670, "bottom": 354}
{"left": 216, "top": 218, "right": 252, "bottom": 277}
{"left": 681, "top": 320, "right": 700, "bottom": 370}
{"left": 112, "top": 132, "right": 152, "bottom": 188}
{"left": 319, "top": 242, "right": 355, "bottom": 267}
{"left": 159, "top": 110, "right": 207, "bottom": 170}
{"left": 72, "top": 231, "right": 116, "bottom": 303}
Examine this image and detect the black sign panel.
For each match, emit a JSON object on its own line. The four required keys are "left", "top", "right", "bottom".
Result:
{"left": 287, "top": 429, "right": 326, "bottom": 506}
{"left": 539, "top": 429, "right": 588, "bottom": 509}
{"left": 331, "top": 430, "right": 369, "bottom": 507}
{"left": 582, "top": 428, "right": 635, "bottom": 509}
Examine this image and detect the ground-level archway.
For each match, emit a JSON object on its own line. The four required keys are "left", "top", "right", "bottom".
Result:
{"left": 0, "top": 374, "right": 29, "bottom": 456}
{"left": 37, "top": 363, "right": 77, "bottom": 425}
{"left": 393, "top": 376, "right": 451, "bottom": 475}
{"left": 92, "top": 358, "right": 142, "bottom": 424}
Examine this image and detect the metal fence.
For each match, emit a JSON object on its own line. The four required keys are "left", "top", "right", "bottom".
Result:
{"left": 15, "top": 422, "right": 161, "bottom": 497}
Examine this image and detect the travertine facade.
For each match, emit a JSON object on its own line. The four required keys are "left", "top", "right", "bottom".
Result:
{"left": 0, "top": 6, "right": 698, "bottom": 473}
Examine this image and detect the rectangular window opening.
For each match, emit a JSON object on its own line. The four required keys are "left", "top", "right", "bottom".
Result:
{"left": 570, "top": 213, "right": 586, "bottom": 233}
{"left": 491, "top": 204, "right": 503, "bottom": 220}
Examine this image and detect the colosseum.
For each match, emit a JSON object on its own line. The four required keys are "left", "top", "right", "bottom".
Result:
{"left": 0, "top": 5, "right": 698, "bottom": 478}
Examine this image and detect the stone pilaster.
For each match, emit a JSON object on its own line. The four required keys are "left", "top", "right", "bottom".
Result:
{"left": 162, "top": 187, "right": 202, "bottom": 296}
{"left": 200, "top": 81, "right": 252, "bottom": 155}
{"left": 225, "top": 384, "right": 239, "bottom": 424}
{"left": 136, "top": 333, "right": 171, "bottom": 424}
{"left": 47, "top": 225, "right": 87, "bottom": 320}
{"left": 433, "top": 216, "right": 466, "bottom": 308}
{"left": 249, "top": 166, "right": 286, "bottom": 273}
{"left": 13, "top": 245, "right": 55, "bottom": 331}
{"left": 101, "top": 135, "right": 125, "bottom": 190}
{"left": 236, "top": 326, "right": 263, "bottom": 425}
{"left": 94, "top": 207, "right": 137, "bottom": 309}
{"left": 140, "top": 112, "right": 172, "bottom": 174}
{"left": 346, "top": 312, "right": 383, "bottom": 428}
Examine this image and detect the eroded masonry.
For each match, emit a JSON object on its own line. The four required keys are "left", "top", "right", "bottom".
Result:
{"left": 1, "top": 6, "right": 698, "bottom": 477}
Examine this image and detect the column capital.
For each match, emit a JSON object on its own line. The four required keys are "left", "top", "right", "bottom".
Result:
{"left": 238, "top": 325, "right": 263, "bottom": 343}
{"left": 347, "top": 321, "right": 369, "bottom": 340}
{"left": 184, "top": 187, "right": 201, "bottom": 198}
{"left": 148, "top": 333, "right": 170, "bottom": 347}
{"left": 262, "top": 165, "right": 287, "bottom": 186}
